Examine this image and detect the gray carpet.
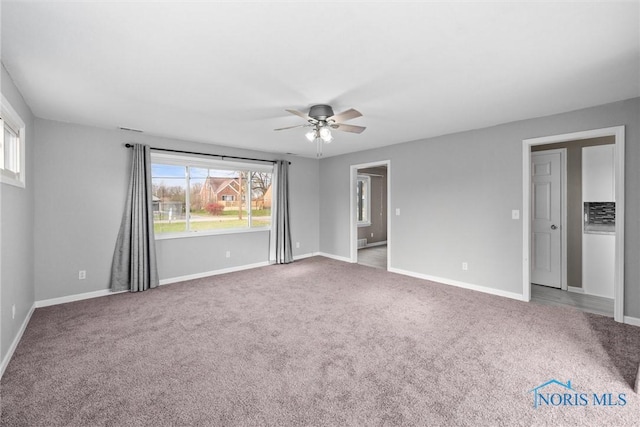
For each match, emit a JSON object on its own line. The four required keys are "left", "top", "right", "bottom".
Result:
{"left": 2, "top": 256, "right": 639, "bottom": 426}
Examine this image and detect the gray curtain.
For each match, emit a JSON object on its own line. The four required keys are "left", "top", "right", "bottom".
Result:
{"left": 110, "top": 144, "right": 159, "bottom": 292}
{"left": 271, "top": 160, "right": 293, "bottom": 264}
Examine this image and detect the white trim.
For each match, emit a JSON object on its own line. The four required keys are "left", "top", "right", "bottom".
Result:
{"left": 580, "top": 289, "right": 615, "bottom": 300}
{"left": 35, "top": 259, "right": 277, "bottom": 305}
{"left": 350, "top": 160, "right": 391, "bottom": 270}
{"left": 567, "top": 286, "right": 584, "bottom": 294}
{"left": 36, "top": 289, "right": 126, "bottom": 308}
{"left": 623, "top": 316, "right": 640, "bottom": 327}
{"left": 155, "top": 227, "right": 269, "bottom": 240}
{"left": 293, "top": 252, "right": 318, "bottom": 261}
{"left": 0, "top": 94, "right": 27, "bottom": 188}
{"left": 389, "top": 267, "right": 527, "bottom": 302}
{"left": 159, "top": 261, "right": 270, "bottom": 285}
{"left": 1, "top": 303, "right": 35, "bottom": 378}
{"left": 318, "top": 252, "right": 355, "bottom": 263}
{"left": 523, "top": 126, "right": 625, "bottom": 322}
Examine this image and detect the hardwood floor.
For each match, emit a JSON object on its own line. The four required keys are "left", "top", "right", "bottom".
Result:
{"left": 531, "top": 284, "right": 613, "bottom": 317}
{"left": 357, "top": 245, "right": 387, "bottom": 269}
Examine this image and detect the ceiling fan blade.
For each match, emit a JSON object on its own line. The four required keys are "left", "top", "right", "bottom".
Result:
{"left": 328, "top": 108, "right": 362, "bottom": 123}
{"left": 274, "top": 124, "right": 309, "bottom": 131}
{"left": 286, "top": 109, "right": 315, "bottom": 122}
{"left": 332, "top": 123, "right": 366, "bottom": 134}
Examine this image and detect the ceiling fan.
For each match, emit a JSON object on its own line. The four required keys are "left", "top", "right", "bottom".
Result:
{"left": 274, "top": 104, "right": 366, "bottom": 156}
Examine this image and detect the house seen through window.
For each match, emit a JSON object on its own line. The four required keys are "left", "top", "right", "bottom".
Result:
{"left": 151, "top": 154, "right": 273, "bottom": 236}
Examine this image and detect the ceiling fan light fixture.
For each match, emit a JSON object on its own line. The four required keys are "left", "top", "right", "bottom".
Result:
{"left": 305, "top": 129, "right": 317, "bottom": 142}
{"left": 319, "top": 126, "right": 332, "bottom": 142}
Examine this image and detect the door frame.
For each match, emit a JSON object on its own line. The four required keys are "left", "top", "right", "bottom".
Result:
{"left": 531, "top": 148, "right": 568, "bottom": 290}
{"left": 522, "top": 126, "right": 625, "bottom": 322}
{"left": 350, "top": 160, "right": 391, "bottom": 270}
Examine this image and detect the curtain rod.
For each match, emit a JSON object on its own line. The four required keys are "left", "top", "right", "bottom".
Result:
{"left": 124, "top": 144, "right": 290, "bottom": 165}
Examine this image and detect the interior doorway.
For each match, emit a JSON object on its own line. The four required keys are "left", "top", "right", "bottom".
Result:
{"left": 350, "top": 161, "right": 390, "bottom": 270}
{"left": 523, "top": 126, "right": 625, "bottom": 322}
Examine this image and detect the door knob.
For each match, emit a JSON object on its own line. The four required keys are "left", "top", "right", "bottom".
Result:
{"left": 551, "top": 224, "right": 558, "bottom": 230}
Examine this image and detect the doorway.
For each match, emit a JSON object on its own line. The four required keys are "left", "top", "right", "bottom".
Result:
{"left": 350, "top": 161, "right": 390, "bottom": 270}
{"left": 523, "top": 126, "right": 625, "bottom": 322}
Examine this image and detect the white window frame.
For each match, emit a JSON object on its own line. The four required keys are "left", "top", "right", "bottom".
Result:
{"left": 356, "top": 175, "right": 371, "bottom": 227}
{"left": 1, "top": 94, "right": 26, "bottom": 188}
{"left": 151, "top": 152, "right": 273, "bottom": 239}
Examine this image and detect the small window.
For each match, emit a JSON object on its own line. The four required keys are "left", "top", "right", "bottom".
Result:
{"left": 357, "top": 175, "right": 371, "bottom": 226}
{"left": 151, "top": 153, "right": 273, "bottom": 237}
{"left": 1, "top": 95, "right": 26, "bottom": 187}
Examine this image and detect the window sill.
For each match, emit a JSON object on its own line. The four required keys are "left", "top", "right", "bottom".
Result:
{"left": 155, "top": 227, "right": 270, "bottom": 240}
{"left": 357, "top": 222, "right": 372, "bottom": 228}
{"left": 0, "top": 174, "right": 25, "bottom": 188}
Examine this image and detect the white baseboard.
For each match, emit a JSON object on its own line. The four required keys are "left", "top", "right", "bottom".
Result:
{"left": 36, "top": 289, "right": 126, "bottom": 308}
{"left": 293, "top": 252, "right": 318, "bottom": 261}
{"left": 388, "top": 267, "right": 527, "bottom": 302}
{"left": 567, "top": 286, "right": 584, "bottom": 294}
{"left": 581, "top": 289, "right": 614, "bottom": 300}
{"left": 1, "top": 303, "right": 35, "bottom": 378}
{"left": 623, "top": 316, "right": 640, "bottom": 327}
{"left": 159, "top": 261, "right": 271, "bottom": 285}
{"left": 317, "top": 252, "right": 355, "bottom": 263}
{"left": 363, "top": 241, "right": 387, "bottom": 248}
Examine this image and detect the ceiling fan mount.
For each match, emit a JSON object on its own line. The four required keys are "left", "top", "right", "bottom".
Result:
{"left": 308, "top": 104, "right": 334, "bottom": 121}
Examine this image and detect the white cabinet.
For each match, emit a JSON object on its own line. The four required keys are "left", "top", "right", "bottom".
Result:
{"left": 582, "top": 233, "right": 615, "bottom": 298}
{"left": 582, "top": 145, "right": 615, "bottom": 202}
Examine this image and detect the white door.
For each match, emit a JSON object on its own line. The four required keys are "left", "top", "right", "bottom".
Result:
{"left": 531, "top": 151, "right": 563, "bottom": 288}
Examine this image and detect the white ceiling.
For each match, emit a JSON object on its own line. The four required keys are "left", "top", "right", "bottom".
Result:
{"left": 2, "top": 1, "right": 638, "bottom": 158}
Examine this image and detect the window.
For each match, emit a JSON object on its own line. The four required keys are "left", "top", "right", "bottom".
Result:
{"left": 357, "top": 175, "right": 371, "bottom": 226}
{"left": 151, "top": 153, "right": 273, "bottom": 237}
{"left": 1, "top": 95, "right": 26, "bottom": 187}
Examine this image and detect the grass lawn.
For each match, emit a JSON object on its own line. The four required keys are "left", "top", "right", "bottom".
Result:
{"left": 192, "top": 209, "right": 271, "bottom": 217}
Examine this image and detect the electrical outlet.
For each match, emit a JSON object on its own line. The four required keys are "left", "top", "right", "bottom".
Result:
{"left": 225, "top": 251, "right": 231, "bottom": 258}
{"left": 12, "top": 304, "right": 16, "bottom": 319}
{"left": 78, "top": 270, "right": 86, "bottom": 280}
{"left": 395, "top": 208, "right": 401, "bottom": 216}
{"left": 296, "top": 242, "right": 300, "bottom": 248}
{"left": 462, "top": 262, "right": 468, "bottom": 271}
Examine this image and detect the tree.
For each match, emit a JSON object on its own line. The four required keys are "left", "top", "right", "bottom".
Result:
{"left": 190, "top": 182, "right": 203, "bottom": 211}
{"left": 251, "top": 172, "right": 271, "bottom": 199}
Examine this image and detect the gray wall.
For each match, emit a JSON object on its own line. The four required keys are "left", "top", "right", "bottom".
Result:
{"left": 1, "top": 65, "right": 35, "bottom": 362}
{"left": 319, "top": 98, "right": 639, "bottom": 317}
{"left": 33, "top": 119, "right": 319, "bottom": 301}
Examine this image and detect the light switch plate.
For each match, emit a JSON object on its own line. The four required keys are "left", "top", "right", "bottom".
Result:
{"left": 512, "top": 210, "right": 520, "bottom": 220}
